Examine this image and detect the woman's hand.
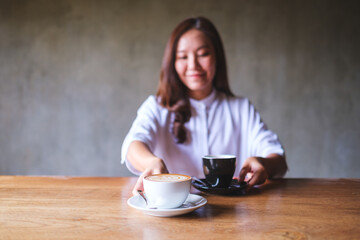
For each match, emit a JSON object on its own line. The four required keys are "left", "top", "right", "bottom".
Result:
{"left": 239, "top": 154, "right": 287, "bottom": 191}
{"left": 126, "top": 141, "right": 170, "bottom": 195}
{"left": 132, "top": 157, "right": 169, "bottom": 195}
{"left": 239, "top": 157, "right": 268, "bottom": 190}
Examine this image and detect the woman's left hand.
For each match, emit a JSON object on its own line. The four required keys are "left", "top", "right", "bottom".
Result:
{"left": 132, "top": 157, "right": 168, "bottom": 195}
{"left": 239, "top": 157, "right": 269, "bottom": 190}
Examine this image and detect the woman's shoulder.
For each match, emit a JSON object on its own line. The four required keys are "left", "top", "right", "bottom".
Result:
{"left": 138, "top": 95, "right": 168, "bottom": 114}
{"left": 142, "top": 95, "right": 157, "bottom": 105}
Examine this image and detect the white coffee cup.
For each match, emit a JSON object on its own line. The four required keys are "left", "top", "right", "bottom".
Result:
{"left": 143, "top": 173, "right": 191, "bottom": 209}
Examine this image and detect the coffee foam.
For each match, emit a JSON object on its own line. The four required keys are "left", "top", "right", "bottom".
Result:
{"left": 146, "top": 174, "right": 191, "bottom": 182}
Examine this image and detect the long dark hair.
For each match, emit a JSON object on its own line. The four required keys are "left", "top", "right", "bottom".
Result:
{"left": 156, "top": 17, "right": 234, "bottom": 143}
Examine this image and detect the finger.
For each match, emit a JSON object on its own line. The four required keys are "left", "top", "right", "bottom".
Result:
{"left": 247, "top": 169, "right": 262, "bottom": 188}
{"left": 246, "top": 174, "right": 257, "bottom": 190}
{"left": 152, "top": 168, "right": 163, "bottom": 175}
{"left": 158, "top": 162, "right": 169, "bottom": 174}
{"left": 132, "top": 175, "right": 144, "bottom": 195}
{"left": 245, "top": 172, "right": 253, "bottom": 182}
{"left": 239, "top": 165, "right": 250, "bottom": 182}
{"left": 247, "top": 171, "right": 266, "bottom": 190}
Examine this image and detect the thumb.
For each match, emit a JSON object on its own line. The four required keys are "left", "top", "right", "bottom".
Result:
{"left": 239, "top": 164, "right": 250, "bottom": 182}
{"left": 132, "top": 174, "right": 145, "bottom": 196}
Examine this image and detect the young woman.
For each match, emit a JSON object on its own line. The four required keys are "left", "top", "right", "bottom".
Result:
{"left": 121, "top": 17, "right": 288, "bottom": 194}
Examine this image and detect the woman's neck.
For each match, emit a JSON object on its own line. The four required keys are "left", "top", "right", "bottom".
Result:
{"left": 188, "top": 88, "right": 213, "bottom": 100}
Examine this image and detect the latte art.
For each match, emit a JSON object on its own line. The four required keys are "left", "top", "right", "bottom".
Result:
{"left": 145, "top": 174, "right": 191, "bottom": 182}
{"left": 143, "top": 173, "right": 191, "bottom": 208}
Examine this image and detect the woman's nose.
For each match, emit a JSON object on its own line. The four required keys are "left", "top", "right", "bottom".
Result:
{"left": 187, "top": 55, "right": 199, "bottom": 70}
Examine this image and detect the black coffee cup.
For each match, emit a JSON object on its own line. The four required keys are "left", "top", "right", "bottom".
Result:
{"left": 202, "top": 155, "right": 236, "bottom": 188}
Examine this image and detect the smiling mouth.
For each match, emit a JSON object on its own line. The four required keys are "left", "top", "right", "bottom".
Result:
{"left": 187, "top": 73, "right": 205, "bottom": 78}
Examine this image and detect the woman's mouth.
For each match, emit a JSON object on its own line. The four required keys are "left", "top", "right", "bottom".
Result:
{"left": 186, "top": 72, "right": 205, "bottom": 78}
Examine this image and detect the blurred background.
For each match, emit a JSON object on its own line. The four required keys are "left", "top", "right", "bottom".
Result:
{"left": 0, "top": 0, "right": 359, "bottom": 178}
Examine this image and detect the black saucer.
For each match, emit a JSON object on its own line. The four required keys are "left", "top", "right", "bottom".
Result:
{"left": 191, "top": 178, "right": 247, "bottom": 195}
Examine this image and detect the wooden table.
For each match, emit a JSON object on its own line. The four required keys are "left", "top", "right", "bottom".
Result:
{"left": 1, "top": 176, "right": 359, "bottom": 240}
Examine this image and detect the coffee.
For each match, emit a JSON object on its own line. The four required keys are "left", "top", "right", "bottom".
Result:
{"left": 145, "top": 174, "right": 191, "bottom": 182}
{"left": 143, "top": 173, "right": 191, "bottom": 209}
{"left": 202, "top": 155, "right": 236, "bottom": 188}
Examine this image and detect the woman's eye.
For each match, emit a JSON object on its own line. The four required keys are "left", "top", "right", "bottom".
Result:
{"left": 177, "top": 55, "right": 187, "bottom": 60}
{"left": 198, "top": 52, "right": 210, "bottom": 57}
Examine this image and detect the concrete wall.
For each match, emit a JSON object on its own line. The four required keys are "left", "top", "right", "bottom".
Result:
{"left": 0, "top": 0, "right": 359, "bottom": 177}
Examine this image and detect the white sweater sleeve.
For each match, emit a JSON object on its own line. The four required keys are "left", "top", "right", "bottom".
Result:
{"left": 246, "top": 100, "right": 285, "bottom": 158}
{"left": 121, "top": 96, "right": 160, "bottom": 175}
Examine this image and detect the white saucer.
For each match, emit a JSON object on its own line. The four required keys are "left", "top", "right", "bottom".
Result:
{"left": 127, "top": 193, "right": 207, "bottom": 217}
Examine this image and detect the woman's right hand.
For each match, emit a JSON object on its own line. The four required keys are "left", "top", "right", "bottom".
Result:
{"left": 132, "top": 157, "right": 169, "bottom": 195}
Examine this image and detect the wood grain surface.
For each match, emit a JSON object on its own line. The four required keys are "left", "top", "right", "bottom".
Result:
{"left": 1, "top": 176, "right": 359, "bottom": 240}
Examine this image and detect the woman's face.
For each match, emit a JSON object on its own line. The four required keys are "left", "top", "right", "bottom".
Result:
{"left": 175, "top": 29, "right": 216, "bottom": 100}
